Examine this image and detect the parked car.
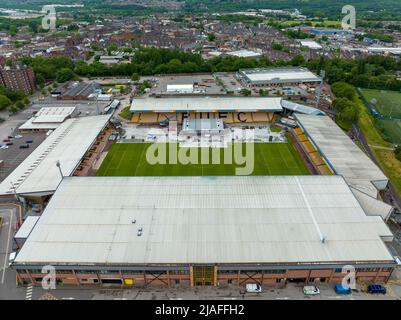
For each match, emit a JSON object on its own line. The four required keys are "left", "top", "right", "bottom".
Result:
{"left": 367, "top": 284, "right": 386, "bottom": 294}
{"left": 8, "top": 252, "right": 16, "bottom": 267}
{"left": 19, "top": 144, "right": 29, "bottom": 149}
{"left": 7, "top": 135, "right": 13, "bottom": 139}
{"left": 5, "top": 142, "right": 13, "bottom": 146}
{"left": 0, "top": 145, "right": 9, "bottom": 150}
{"left": 14, "top": 135, "right": 23, "bottom": 139}
{"left": 25, "top": 139, "right": 33, "bottom": 144}
{"left": 334, "top": 284, "right": 352, "bottom": 295}
{"left": 246, "top": 283, "right": 262, "bottom": 293}
{"left": 303, "top": 286, "right": 320, "bottom": 295}
{"left": 3, "top": 139, "right": 10, "bottom": 142}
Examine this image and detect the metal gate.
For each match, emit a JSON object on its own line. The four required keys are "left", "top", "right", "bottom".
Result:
{"left": 191, "top": 266, "right": 215, "bottom": 286}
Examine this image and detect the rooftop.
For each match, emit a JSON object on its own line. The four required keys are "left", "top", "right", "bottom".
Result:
{"left": 239, "top": 67, "right": 321, "bottom": 83}
{"left": 14, "top": 216, "right": 40, "bottom": 239}
{"left": 130, "top": 96, "right": 283, "bottom": 113}
{"left": 14, "top": 176, "right": 394, "bottom": 266}
{"left": 299, "top": 40, "right": 323, "bottom": 50}
{"left": 281, "top": 100, "right": 326, "bottom": 116}
{"left": 295, "top": 114, "right": 388, "bottom": 198}
{"left": 226, "top": 50, "right": 263, "bottom": 58}
{"left": 0, "top": 115, "right": 111, "bottom": 196}
{"left": 19, "top": 106, "right": 77, "bottom": 130}
{"left": 55, "top": 81, "right": 98, "bottom": 99}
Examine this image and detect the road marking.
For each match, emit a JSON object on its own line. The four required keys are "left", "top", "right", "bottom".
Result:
{"left": 1, "top": 209, "right": 13, "bottom": 284}
{"left": 26, "top": 285, "right": 33, "bottom": 300}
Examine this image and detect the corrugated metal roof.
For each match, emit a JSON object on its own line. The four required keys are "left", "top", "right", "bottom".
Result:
{"left": 299, "top": 40, "right": 323, "bottom": 50}
{"left": 295, "top": 114, "right": 388, "bottom": 198}
{"left": 0, "top": 115, "right": 111, "bottom": 196}
{"left": 130, "top": 97, "right": 283, "bottom": 113}
{"left": 227, "top": 50, "right": 262, "bottom": 58}
{"left": 281, "top": 100, "right": 326, "bottom": 116}
{"left": 14, "top": 216, "right": 40, "bottom": 239}
{"left": 19, "top": 107, "right": 77, "bottom": 130}
{"left": 240, "top": 67, "right": 321, "bottom": 83}
{"left": 14, "top": 176, "right": 394, "bottom": 266}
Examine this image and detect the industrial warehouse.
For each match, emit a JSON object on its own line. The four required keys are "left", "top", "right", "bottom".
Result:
{"left": 237, "top": 67, "right": 322, "bottom": 88}
{"left": 13, "top": 176, "right": 397, "bottom": 287}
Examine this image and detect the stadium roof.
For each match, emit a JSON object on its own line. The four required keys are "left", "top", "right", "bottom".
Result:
{"left": 130, "top": 97, "right": 283, "bottom": 113}
{"left": 14, "top": 216, "right": 40, "bottom": 239}
{"left": 295, "top": 114, "right": 388, "bottom": 198}
{"left": 14, "top": 176, "right": 395, "bottom": 266}
{"left": 239, "top": 67, "right": 321, "bottom": 84}
{"left": 19, "top": 106, "right": 77, "bottom": 130}
{"left": 281, "top": 100, "right": 326, "bottom": 116}
{"left": 0, "top": 115, "right": 111, "bottom": 197}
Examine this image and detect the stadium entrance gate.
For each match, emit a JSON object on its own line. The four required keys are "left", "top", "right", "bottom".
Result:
{"left": 191, "top": 265, "right": 216, "bottom": 286}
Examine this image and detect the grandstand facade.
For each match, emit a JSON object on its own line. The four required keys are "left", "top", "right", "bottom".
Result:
{"left": 130, "top": 96, "right": 283, "bottom": 124}
{"left": 13, "top": 176, "right": 397, "bottom": 287}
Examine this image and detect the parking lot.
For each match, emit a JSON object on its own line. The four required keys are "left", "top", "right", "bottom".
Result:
{"left": 146, "top": 74, "right": 225, "bottom": 96}
{"left": 0, "top": 131, "right": 46, "bottom": 183}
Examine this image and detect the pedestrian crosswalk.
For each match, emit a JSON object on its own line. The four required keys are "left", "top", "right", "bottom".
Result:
{"left": 26, "top": 285, "right": 33, "bottom": 300}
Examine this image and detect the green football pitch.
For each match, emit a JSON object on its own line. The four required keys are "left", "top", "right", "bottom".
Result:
{"left": 360, "top": 88, "right": 401, "bottom": 118}
{"left": 96, "top": 142, "right": 310, "bottom": 176}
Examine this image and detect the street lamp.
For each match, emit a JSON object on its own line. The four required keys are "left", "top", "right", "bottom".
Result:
{"left": 92, "top": 82, "right": 100, "bottom": 115}
{"left": 316, "top": 70, "right": 326, "bottom": 109}
{"left": 56, "top": 160, "right": 64, "bottom": 179}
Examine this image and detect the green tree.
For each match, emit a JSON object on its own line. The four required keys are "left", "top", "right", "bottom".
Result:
{"left": 56, "top": 68, "right": 76, "bottom": 83}
{"left": 36, "top": 74, "right": 45, "bottom": 89}
{"left": 0, "top": 95, "right": 12, "bottom": 110}
{"left": 259, "top": 89, "right": 268, "bottom": 96}
{"left": 291, "top": 55, "right": 305, "bottom": 67}
{"left": 207, "top": 33, "right": 216, "bottom": 42}
{"left": 8, "top": 105, "right": 18, "bottom": 114}
{"left": 331, "top": 82, "right": 357, "bottom": 100}
{"left": 15, "top": 101, "right": 24, "bottom": 110}
{"left": 272, "top": 42, "right": 283, "bottom": 51}
{"left": 395, "top": 146, "right": 401, "bottom": 162}
{"left": 131, "top": 73, "right": 140, "bottom": 81}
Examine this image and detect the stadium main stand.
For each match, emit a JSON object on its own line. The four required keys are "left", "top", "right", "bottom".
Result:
{"left": 292, "top": 127, "right": 333, "bottom": 175}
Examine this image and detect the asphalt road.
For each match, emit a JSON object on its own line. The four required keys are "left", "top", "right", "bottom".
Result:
{"left": 0, "top": 207, "right": 26, "bottom": 300}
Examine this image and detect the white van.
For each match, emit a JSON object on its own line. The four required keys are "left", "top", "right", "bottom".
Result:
{"left": 246, "top": 283, "right": 262, "bottom": 293}
{"left": 8, "top": 252, "right": 17, "bottom": 267}
{"left": 303, "top": 286, "right": 320, "bottom": 295}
